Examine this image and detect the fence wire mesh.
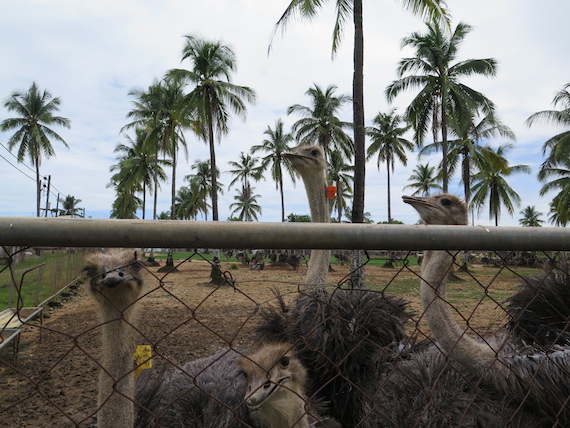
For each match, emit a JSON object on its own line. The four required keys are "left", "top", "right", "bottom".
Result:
{"left": 1, "top": 243, "right": 569, "bottom": 427}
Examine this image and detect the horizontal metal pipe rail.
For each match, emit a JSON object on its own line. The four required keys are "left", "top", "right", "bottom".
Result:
{"left": 1, "top": 217, "right": 569, "bottom": 251}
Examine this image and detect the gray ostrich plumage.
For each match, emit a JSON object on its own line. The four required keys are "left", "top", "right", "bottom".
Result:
{"left": 256, "top": 145, "right": 412, "bottom": 427}
{"left": 374, "top": 193, "right": 570, "bottom": 426}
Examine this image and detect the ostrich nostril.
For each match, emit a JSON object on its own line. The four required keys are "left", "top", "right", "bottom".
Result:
{"left": 119, "top": 272, "right": 124, "bottom": 277}
{"left": 101, "top": 273, "right": 106, "bottom": 279}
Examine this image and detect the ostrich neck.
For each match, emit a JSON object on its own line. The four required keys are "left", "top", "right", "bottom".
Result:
{"left": 302, "top": 170, "right": 331, "bottom": 289}
{"left": 97, "top": 304, "right": 137, "bottom": 428}
{"left": 421, "top": 250, "right": 497, "bottom": 374}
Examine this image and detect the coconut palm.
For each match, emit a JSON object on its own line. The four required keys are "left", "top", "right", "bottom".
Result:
{"left": 404, "top": 163, "right": 443, "bottom": 196}
{"left": 251, "top": 119, "right": 298, "bottom": 222}
{"left": 111, "top": 129, "right": 169, "bottom": 219}
{"left": 226, "top": 152, "right": 264, "bottom": 191}
{"left": 229, "top": 184, "right": 262, "bottom": 221}
{"left": 110, "top": 187, "right": 141, "bottom": 219}
{"left": 1, "top": 82, "right": 71, "bottom": 217}
{"left": 168, "top": 34, "right": 256, "bottom": 221}
{"left": 175, "top": 185, "right": 199, "bottom": 220}
{"left": 548, "top": 191, "right": 570, "bottom": 226}
{"left": 518, "top": 206, "right": 544, "bottom": 227}
{"left": 537, "top": 155, "right": 570, "bottom": 227}
{"left": 366, "top": 109, "right": 413, "bottom": 223}
{"left": 470, "top": 144, "right": 531, "bottom": 225}
{"left": 526, "top": 82, "right": 570, "bottom": 167}
{"left": 272, "top": 0, "right": 449, "bottom": 225}
{"left": 287, "top": 84, "right": 353, "bottom": 161}
{"left": 328, "top": 149, "right": 353, "bottom": 223}
{"left": 58, "top": 195, "right": 82, "bottom": 217}
{"left": 123, "top": 79, "right": 189, "bottom": 219}
{"left": 186, "top": 160, "right": 223, "bottom": 221}
{"left": 386, "top": 21, "right": 497, "bottom": 192}
{"left": 448, "top": 112, "right": 515, "bottom": 205}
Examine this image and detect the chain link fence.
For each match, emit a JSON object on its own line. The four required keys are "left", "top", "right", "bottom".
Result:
{"left": 1, "top": 218, "right": 569, "bottom": 427}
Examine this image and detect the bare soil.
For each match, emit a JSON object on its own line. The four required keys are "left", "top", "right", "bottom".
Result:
{"left": 0, "top": 259, "right": 532, "bottom": 427}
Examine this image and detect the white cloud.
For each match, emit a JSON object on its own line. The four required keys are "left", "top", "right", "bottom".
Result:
{"left": 0, "top": 0, "right": 568, "bottom": 226}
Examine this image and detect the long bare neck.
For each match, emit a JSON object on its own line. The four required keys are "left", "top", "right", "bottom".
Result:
{"left": 302, "top": 168, "right": 331, "bottom": 289}
{"left": 258, "top": 390, "right": 310, "bottom": 428}
{"left": 421, "top": 250, "right": 502, "bottom": 376}
{"left": 97, "top": 298, "right": 138, "bottom": 428}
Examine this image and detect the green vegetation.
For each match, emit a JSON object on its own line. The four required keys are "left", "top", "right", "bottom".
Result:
{"left": 0, "top": 252, "right": 84, "bottom": 311}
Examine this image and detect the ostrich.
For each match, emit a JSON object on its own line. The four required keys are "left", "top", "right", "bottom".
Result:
{"left": 85, "top": 250, "right": 336, "bottom": 427}
{"left": 400, "top": 193, "right": 570, "bottom": 425}
{"left": 84, "top": 249, "right": 145, "bottom": 428}
{"left": 238, "top": 343, "right": 340, "bottom": 428}
{"left": 256, "top": 145, "right": 411, "bottom": 426}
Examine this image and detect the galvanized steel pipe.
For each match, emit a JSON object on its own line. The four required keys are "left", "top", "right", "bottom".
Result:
{"left": 1, "top": 217, "right": 569, "bottom": 251}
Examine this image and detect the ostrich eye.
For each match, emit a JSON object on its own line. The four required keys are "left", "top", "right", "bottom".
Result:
{"left": 311, "top": 149, "right": 318, "bottom": 157}
{"left": 441, "top": 198, "right": 452, "bottom": 207}
{"left": 83, "top": 266, "right": 97, "bottom": 277}
{"left": 131, "top": 262, "right": 143, "bottom": 271}
{"left": 280, "top": 356, "right": 290, "bottom": 367}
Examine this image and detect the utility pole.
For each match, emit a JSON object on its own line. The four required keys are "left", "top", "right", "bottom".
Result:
{"left": 44, "top": 175, "right": 51, "bottom": 217}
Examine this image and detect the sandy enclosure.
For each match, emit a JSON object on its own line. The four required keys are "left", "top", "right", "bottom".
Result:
{"left": 0, "top": 258, "right": 525, "bottom": 427}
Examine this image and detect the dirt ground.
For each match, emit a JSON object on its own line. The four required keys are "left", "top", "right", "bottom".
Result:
{"left": 0, "top": 258, "right": 531, "bottom": 427}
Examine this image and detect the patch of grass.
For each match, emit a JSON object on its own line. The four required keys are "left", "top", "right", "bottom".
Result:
{"left": 0, "top": 251, "right": 84, "bottom": 311}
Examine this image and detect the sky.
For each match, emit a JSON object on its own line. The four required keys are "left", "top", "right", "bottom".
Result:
{"left": 0, "top": 0, "right": 568, "bottom": 226}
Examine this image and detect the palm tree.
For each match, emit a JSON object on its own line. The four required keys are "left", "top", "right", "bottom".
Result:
{"left": 226, "top": 152, "right": 264, "bottom": 191}
{"left": 470, "top": 144, "right": 531, "bottom": 225}
{"left": 537, "top": 155, "right": 570, "bottom": 226}
{"left": 328, "top": 149, "right": 353, "bottom": 223}
{"left": 548, "top": 191, "right": 570, "bottom": 226}
{"left": 446, "top": 112, "right": 515, "bottom": 205}
{"left": 123, "top": 79, "right": 189, "bottom": 219}
{"left": 404, "top": 163, "right": 443, "bottom": 196}
{"left": 287, "top": 84, "right": 353, "bottom": 161}
{"left": 518, "top": 206, "right": 544, "bottom": 227}
{"left": 168, "top": 34, "right": 257, "bottom": 221}
{"left": 1, "top": 82, "right": 71, "bottom": 216}
{"left": 110, "top": 187, "right": 141, "bottom": 219}
{"left": 366, "top": 109, "right": 413, "bottom": 223}
{"left": 58, "top": 195, "right": 82, "bottom": 217}
{"left": 272, "top": 0, "right": 449, "bottom": 225}
{"left": 175, "top": 185, "right": 199, "bottom": 220}
{"left": 186, "top": 160, "right": 223, "bottom": 221}
{"left": 386, "top": 21, "right": 497, "bottom": 192}
{"left": 251, "top": 119, "right": 297, "bottom": 222}
{"left": 526, "top": 82, "right": 570, "bottom": 167}
{"left": 111, "top": 129, "right": 169, "bottom": 219}
{"left": 229, "top": 184, "right": 262, "bottom": 221}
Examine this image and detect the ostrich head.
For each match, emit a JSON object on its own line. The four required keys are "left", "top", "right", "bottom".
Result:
{"left": 282, "top": 145, "right": 327, "bottom": 180}
{"left": 83, "top": 249, "right": 145, "bottom": 312}
{"left": 238, "top": 343, "right": 309, "bottom": 426}
{"left": 402, "top": 194, "right": 468, "bottom": 226}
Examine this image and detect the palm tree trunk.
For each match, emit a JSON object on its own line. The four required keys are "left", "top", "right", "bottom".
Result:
{"left": 35, "top": 160, "right": 41, "bottom": 217}
{"left": 440, "top": 100, "right": 449, "bottom": 193}
{"left": 153, "top": 175, "right": 158, "bottom": 220}
{"left": 171, "top": 147, "right": 177, "bottom": 220}
{"left": 386, "top": 159, "right": 392, "bottom": 223}
{"left": 207, "top": 109, "right": 219, "bottom": 222}
{"left": 351, "top": 0, "right": 365, "bottom": 225}
{"left": 279, "top": 170, "right": 285, "bottom": 222}
{"left": 350, "top": 0, "right": 366, "bottom": 288}
{"left": 142, "top": 182, "right": 146, "bottom": 220}
{"left": 336, "top": 180, "right": 343, "bottom": 223}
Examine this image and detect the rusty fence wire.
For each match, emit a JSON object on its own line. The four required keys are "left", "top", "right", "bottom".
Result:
{"left": 0, "top": 235, "right": 569, "bottom": 426}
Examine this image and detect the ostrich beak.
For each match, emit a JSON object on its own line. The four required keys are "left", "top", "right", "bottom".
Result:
{"left": 245, "top": 376, "right": 291, "bottom": 410}
{"left": 402, "top": 195, "right": 443, "bottom": 223}
{"left": 100, "top": 269, "right": 126, "bottom": 288}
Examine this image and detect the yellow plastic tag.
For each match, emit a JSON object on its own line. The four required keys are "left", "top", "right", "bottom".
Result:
{"left": 133, "top": 345, "right": 152, "bottom": 379}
